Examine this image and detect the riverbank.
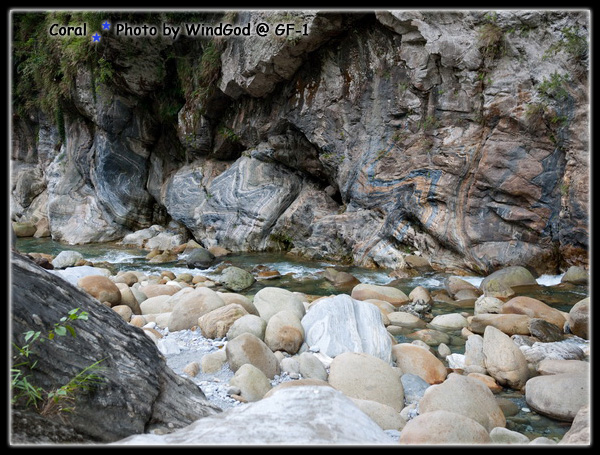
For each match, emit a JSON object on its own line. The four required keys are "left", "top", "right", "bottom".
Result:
{"left": 12, "top": 239, "right": 590, "bottom": 444}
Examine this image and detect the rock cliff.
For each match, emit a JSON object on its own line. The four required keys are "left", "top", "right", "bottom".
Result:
{"left": 11, "top": 10, "right": 589, "bottom": 274}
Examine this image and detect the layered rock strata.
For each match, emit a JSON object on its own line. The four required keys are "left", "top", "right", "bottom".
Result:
{"left": 11, "top": 10, "right": 589, "bottom": 274}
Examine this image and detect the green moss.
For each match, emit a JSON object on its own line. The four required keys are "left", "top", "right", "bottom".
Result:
{"left": 12, "top": 11, "right": 114, "bottom": 139}
{"left": 269, "top": 232, "right": 294, "bottom": 251}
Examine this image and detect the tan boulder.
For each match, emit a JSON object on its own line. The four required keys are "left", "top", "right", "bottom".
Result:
{"left": 399, "top": 410, "right": 491, "bottom": 444}
{"left": 225, "top": 332, "right": 280, "bottom": 379}
{"left": 350, "top": 283, "right": 409, "bottom": 306}
{"left": 328, "top": 351, "right": 404, "bottom": 411}
{"left": 567, "top": 297, "right": 589, "bottom": 339}
{"left": 482, "top": 325, "right": 529, "bottom": 390}
{"left": 167, "top": 287, "right": 226, "bottom": 331}
{"left": 197, "top": 303, "right": 248, "bottom": 339}
{"left": 264, "top": 310, "right": 305, "bottom": 354}
{"left": 419, "top": 373, "right": 506, "bottom": 432}
{"left": 138, "top": 284, "right": 180, "bottom": 298}
{"left": 469, "top": 313, "right": 531, "bottom": 335}
{"left": 501, "top": 296, "right": 566, "bottom": 329}
{"left": 77, "top": 275, "right": 121, "bottom": 307}
{"left": 392, "top": 343, "right": 447, "bottom": 384}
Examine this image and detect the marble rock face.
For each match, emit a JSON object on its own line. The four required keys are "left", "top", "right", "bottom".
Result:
{"left": 11, "top": 10, "right": 589, "bottom": 275}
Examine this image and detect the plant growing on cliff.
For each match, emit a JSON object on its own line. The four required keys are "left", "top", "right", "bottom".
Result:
{"left": 478, "top": 13, "right": 506, "bottom": 61}
{"left": 12, "top": 12, "right": 113, "bottom": 141}
{"left": 11, "top": 308, "right": 106, "bottom": 416}
{"left": 544, "top": 25, "right": 588, "bottom": 67}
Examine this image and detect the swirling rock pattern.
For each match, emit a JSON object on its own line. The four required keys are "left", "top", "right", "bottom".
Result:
{"left": 11, "top": 10, "right": 589, "bottom": 273}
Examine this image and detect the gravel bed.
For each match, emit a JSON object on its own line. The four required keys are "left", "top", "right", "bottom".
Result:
{"left": 154, "top": 326, "right": 296, "bottom": 411}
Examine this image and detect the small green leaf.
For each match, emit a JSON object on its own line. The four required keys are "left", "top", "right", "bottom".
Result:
{"left": 54, "top": 326, "right": 67, "bottom": 337}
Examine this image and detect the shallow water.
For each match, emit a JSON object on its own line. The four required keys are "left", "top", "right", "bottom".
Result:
{"left": 14, "top": 237, "right": 589, "bottom": 442}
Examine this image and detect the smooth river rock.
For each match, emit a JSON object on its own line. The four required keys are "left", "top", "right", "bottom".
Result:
{"left": 115, "top": 385, "right": 395, "bottom": 445}
{"left": 301, "top": 294, "right": 392, "bottom": 363}
{"left": 525, "top": 372, "right": 590, "bottom": 422}
{"left": 418, "top": 373, "right": 506, "bottom": 432}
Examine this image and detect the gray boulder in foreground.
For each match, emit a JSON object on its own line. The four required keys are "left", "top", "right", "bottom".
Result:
{"left": 11, "top": 251, "right": 220, "bottom": 443}
{"left": 115, "top": 385, "right": 396, "bottom": 445}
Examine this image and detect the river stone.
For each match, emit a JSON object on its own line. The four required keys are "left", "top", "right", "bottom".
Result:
{"left": 444, "top": 276, "right": 480, "bottom": 299}
{"left": 145, "top": 231, "right": 187, "bottom": 251}
{"left": 264, "top": 310, "right": 305, "bottom": 354}
{"left": 225, "top": 332, "right": 280, "bottom": 379}
{"left": 226, "top": 314, "right": 267, "bottom": 341}
{"left": 264, "top": 379, "right": 333, "bottom": 399}
{"left": 167, "top": 287, "right": 226, "bottom": 331}
{"left": 419, "top": 373, "right": 506, "bottom": 432}
{"left": 406, "top": 328, "right": 450, "bottom": 346}
{"left": 114, "top": 284, "right": 141, "bottom": 315}
{"left": 480, "top": 279, "right": 515, "bottom": 299}
{"left": 116, "top": 385, "right": 395, "bottom": 444}
{"left": 121, "top": 226, "right": 161, "bottom": 247}
{"left": 463, "top": 334, "right": 487, "bottom": 374}
{"left": 398, "top": 410, "right": 491, "bottom": 444}
{"left": 528, "top": 318, "right": 564, "bottom": 342}
{"left": 567, "top": 297, "right": 589, "bottom": 339}
{"left": 301, "top": 294, "right": 392, "bottom": 363}
{"left": 560, "top": 265, "right": 588, "bottom": 285}
{"left": 280, "top": 356, "right": 300, "bottom": 375}
{"left": 220, "top": 266, "right": 256, "bottom": 292}
{"left": 217, "top": 292, "right": 258, "bottom": 315}
{"left": 140, "top": 295, "right": 173, "bottom": 315}
{"left": 525, "top": 373, "right": 589, "bottom": 421}
{"left": 408, "top": 285, "right": 433, "bottom": 304}
{"left": 49, "top": 265, "right": 112, "bottom": 286}
{"left": 77, "top": 275, "right": 122, "bottom": 307}
{"left": 482, "top": 325, "right": 530, "bottom": 390}
{"left": 480, "top": 266, "right": 537, "bottom": 290}
{"left": 229, "top": 363, "right": 272, "bottom": 402}
{"left": 501, "top": 296, "right": 566, "bottom": 329}
{"left": 469, "top": 373, "right": 503, "bottom": 395}
{"left": 429, "top": 313, "right": 468, "bottom": 331}
{"left": 474, "top": 294, "right": 505, "bottom": 315}
{"left": 139, "top": 284, "right": 180, "bottom": 298}
{"left": 12, "top": 221, "right": 37, "bottom": 237}
{"left": 364, "top": 298, "right": 396, "bottom": 317}
{"left": 197, "top": 303, "right": 248, "bottom": 339}
{"left": 559, "top": 405, "right": 590, "bottom": 444}
{"left": 469, "top": 313, "right": 532, "bottom": 335}
{"left": 147, "top": 250, "right": 178, "bottom": 264}
{"left": 51, "top": 250, "right": 85, "bottom": 269}
{"left": 328, "top": 351, "right": 404, "bottom": 411}
{"left": 519, "top": 338, "right": 587, "bottom": 368}
{"left": 111, "top": 304, "right": 132, "bottom": 322}
{"left": 185, "top": 247, "right": 215, "bottom": 269}
{"left": 298, "top": 351, "right": 328, "bottom": 381}
{"left": 489, "top": 426, "right": 531, "bottom": 444}
{"left": 350, "top": 283, "right": 409, "bottom": 306}
{"left": 114, "top": 271, "right": 139, "bottom": 286}
{"left": 536, "top": 359, "right": 589, "bottom": 376}
{"left": 323, "top": 268, "right": 360, "bottom": 287}
{"left": 401, "top": 373, "right": 431, "bottom": 405}
{"left": 387, "top": 311, "right": 427, "bottom": 329}
{"left": 201, "top": 349, "right": 227, "bottom": 374}
{"left": 350, "top": 398, "right": 405, "bottom": 431}
{"left": 391, "top": 343, "right": 447, "bottom": 384}
{"left": 252, "top": 287, "right": 306, "bottom": 322}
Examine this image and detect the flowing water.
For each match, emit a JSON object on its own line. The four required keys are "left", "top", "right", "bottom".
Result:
{"left": 14, "top": 237, "right": 589, "bottom": 442}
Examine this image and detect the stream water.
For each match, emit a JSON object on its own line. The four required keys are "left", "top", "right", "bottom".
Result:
{"left": 14, "top": 237, "right": 589, "bottom": 442}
